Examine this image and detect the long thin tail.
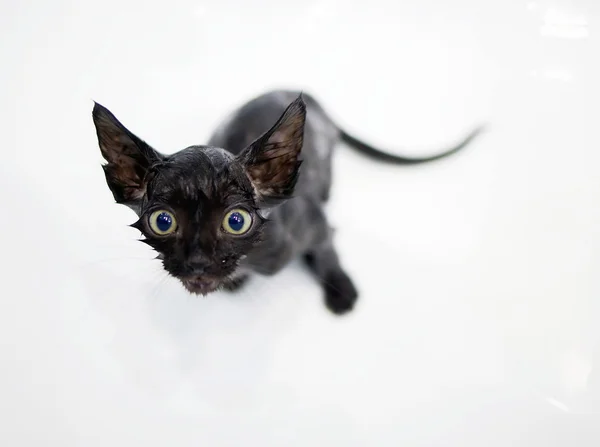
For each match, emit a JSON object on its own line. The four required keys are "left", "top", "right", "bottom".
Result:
{"left": 339, "top": 125, "right": 485, "bottom": 165}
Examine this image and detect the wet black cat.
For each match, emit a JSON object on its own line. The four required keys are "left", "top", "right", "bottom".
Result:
{"left": 92, "top": 90, "right": 482, "bottom": 314}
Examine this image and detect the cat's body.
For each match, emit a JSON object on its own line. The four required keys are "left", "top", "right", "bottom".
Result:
{"left": 208, "top": 92, "right": 342, "bottom": 292}
{"left": 92, "top": 90, "right": 483, "bottom": 314}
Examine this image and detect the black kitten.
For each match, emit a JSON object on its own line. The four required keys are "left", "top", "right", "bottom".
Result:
{"left": 92, "top": 90, "right": 483, "bottom": 314}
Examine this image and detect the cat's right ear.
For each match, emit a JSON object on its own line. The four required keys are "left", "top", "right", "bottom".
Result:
{"left": 92, "top": 102, "right": 163, "bottom": 209}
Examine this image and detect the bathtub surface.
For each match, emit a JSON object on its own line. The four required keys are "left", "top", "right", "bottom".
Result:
{"left": 1, "top": 0, "right": 599, "bottom": 445}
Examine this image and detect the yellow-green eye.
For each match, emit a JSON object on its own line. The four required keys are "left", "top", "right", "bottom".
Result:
{"left": 149, "top": 210, "right": 177, "bottom": 235}
{"left": 222, "top": 208, "right": 252, "bottom": 235}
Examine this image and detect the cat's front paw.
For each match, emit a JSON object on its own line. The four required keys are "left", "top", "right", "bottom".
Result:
{"left": 222, "top": 274, "right": 249, "bottom": 293}
{"left": 323, "top": 271, "right": 358, "bottom": 315}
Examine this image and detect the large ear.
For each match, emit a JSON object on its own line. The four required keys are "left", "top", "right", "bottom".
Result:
{"left": 237, "top": 95, "right": 306, "bottom": 205}
{"left": 92, "top": 102, "right": 163, "bottom": 209}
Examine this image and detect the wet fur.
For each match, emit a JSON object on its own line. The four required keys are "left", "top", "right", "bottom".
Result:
{"left": 92, "top": 90, "right": 483, "bottom": 314}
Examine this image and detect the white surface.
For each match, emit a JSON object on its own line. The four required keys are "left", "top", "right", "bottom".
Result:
{"left": 1, "top": 0, "right": 599, "bottom": 445}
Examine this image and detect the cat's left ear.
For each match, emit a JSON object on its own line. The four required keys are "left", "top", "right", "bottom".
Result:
{"left": 237, "top": 95, "right": 306, "bottom": 205}
{"left": 92, "top": 102, "right": 163, "bottom": 210}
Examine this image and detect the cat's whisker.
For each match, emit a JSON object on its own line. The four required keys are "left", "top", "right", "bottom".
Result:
{"left": 76, "top": 256, "right": 158, "bottom": 269}
{"left": 148, "top": 272, "right": 172, "bottom": 303}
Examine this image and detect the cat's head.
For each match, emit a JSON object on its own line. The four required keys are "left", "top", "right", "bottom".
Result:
{"left": 92, "top": 97, "right": 306, "bottom": 294}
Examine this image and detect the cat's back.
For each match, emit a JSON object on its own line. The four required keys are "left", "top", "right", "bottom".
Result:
{"left": 208, "top": 90, "right": 338, "bottom": 156}
{"left": 208, "top": 90, "right": 339, "bottom": 201}
{"left": 209, "top": 91, "right": 285, "bottom": 153}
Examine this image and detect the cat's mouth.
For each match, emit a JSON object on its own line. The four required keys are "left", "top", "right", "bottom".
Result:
{"left": 181, "top": 276, "right": 221, "bottom": 295}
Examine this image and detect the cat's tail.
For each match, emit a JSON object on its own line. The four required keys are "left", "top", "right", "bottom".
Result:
{"left": 339, "top": 125, "right": 486, "bottom": 165}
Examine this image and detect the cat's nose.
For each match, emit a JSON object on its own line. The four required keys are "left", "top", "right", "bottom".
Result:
{"left": 188, "top": 265, "right": 206, "bottom": 274}
{"left": 184, "top": 254, "right": 210, "bottom": 274}
{"left": 185, "top": 262, "right": 207, "bottom": 274}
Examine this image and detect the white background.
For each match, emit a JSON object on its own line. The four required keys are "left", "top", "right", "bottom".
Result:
{"left": 1, "top": 0, "right": 599, "bottom": 445}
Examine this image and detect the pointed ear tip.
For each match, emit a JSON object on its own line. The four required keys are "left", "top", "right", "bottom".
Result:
{"left": 290, "top": 96, "right": 307, "bottom": 117}
{"left": 92, "top": 101, "right": 112, "bottom": 118}
{"left": 92, "top": 102, "right": 105, "bottom": 119}
{"left": 295, "top": 94, "right": 307, "bottom": 108}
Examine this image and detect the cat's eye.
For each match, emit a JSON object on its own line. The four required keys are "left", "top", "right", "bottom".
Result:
{"left": 222, "top": 208, "right": 252, "bottom": 235}
{"left": 148, "top": 210, "right": 178, "bottom": 236}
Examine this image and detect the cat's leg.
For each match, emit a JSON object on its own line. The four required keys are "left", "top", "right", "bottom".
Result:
{"left": 304, "top": 235, "right": 358, "bottom": 315}
{"left": 222, "top": 274, "right": 250, "bottom": 293}
{"left": 320, "top": 181, "right": 332, "bottom": 203}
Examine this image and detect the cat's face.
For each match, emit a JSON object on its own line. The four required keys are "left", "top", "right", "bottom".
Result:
{"left": 130, "top": 147, "right": 265, "bottom": 294}
{"left": 92, "top": 97, "right": 306, "bottom": 294}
